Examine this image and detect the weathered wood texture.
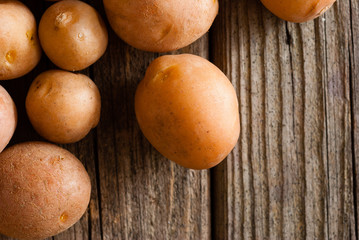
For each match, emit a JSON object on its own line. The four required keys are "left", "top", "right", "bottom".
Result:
{"left": 211, "top": 0, "right": 358, "bottom": 239}
{"left": 0, "top": 0, "right": 358, "bottom": 239}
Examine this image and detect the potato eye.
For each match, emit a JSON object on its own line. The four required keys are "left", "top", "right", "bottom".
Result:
{"left": 5, "top": 50, "right": 16, "bottom": 64}
{"left": 60, "top": 213, "right": 68, "bottom": 223}
{"left": 77, "top": 32, "right": 84, "bottom": 40}
{"left": 55, "top": 12, "right": 72, "bottom": 29}
{"left": 26, "top": 31, "right": 34, "bottom": 41}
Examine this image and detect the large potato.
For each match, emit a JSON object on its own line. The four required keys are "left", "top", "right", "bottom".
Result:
{"left": 0, "top": 142, "right": 91, "bottom": 240}
{"left": 135, "top": 54, "right": 240, "bottom": 170}
{"left": 26, "top": 70, "right": 101, "bottom": 144}
{"left": 0, "top": 86, "right": 17, "bottom": 152}
{"left": 39, "top": 0, "right": 108, "bottom": 71}
{"left": 260, "top": 0, "right": 336, "bottom": 22}
{"left": 0, "top": 0, "right": 41, "bottom": 80}
{"left": 103, "top": 0, "right": 218, "bottom": 52}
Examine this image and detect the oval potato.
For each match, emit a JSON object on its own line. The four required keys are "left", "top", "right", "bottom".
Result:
{"left": 26, "top": 70, "right": 101, "bottom": 144}
{"left": 0, "top": 0, "right": 41, "bottom": 80}
{"left": 0, "top": 85, "right": 17, "bottom": 152}
{"left": 135, "top": 54, "right": 240, "bottom": 169}
{"left": 39, "top": 0, "right": 108, "bottom": 71}
{"left": 260, "top": 0, "right": 336, "bottom": 23}
{"left": 103, "top": 0, "right": 218, "bottom": 52}
{"left": 0, "top": 142, "right": 91, "bottom": 240}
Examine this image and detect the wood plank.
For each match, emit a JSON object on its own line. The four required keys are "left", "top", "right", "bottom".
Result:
{"left": 349, "top": 0, "right": 359, "bottom": 237}
{"left": 210, "top": 0, "right": 357, "bottom": 239}
{"left": 91, "top": 13, "right": 211, "bottom": 240}
{"left": 323, "top": 0, "right": 356, "bottom": 238}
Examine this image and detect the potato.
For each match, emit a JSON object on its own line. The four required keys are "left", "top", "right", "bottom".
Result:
{"left": 0, "top": 0, "right": 41, "bottom": 80}
{"left": 135, "top": 54, "right": 240, "bottom": 170}
{"left": 260, "top": 0, "right": 336, "bottom": 22}
{"left": 39, "top": 0, "right": 108, "bottom": 71}
{"left": 0, "top": 142, "right": 91, "bottom": 240}
{"left": 103, "top": 0, "right": 218, "bottom": 52}
{"left": 0, "top": 86, "right": 17, "bottom": 152}
{"left": 26, "top": 70, "right": 101, "bottom": 144}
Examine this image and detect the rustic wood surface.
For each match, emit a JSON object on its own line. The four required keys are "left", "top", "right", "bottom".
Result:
{"left": 0, "top": 0, "right": 358, "bottom": 239}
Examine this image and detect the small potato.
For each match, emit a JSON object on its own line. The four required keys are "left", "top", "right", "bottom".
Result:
{"left": 39, "top": 0, "right": 108, "bottom": 71}
{"left": 135, "top": 54, "right": 240, "bottom": 170}
{"left": 103, "top": 0, "right": 218, "bottom": 52}
{"left": 260, "top": 0, "right": 336, "bottom": 23}
{"left": 0, "top": 86, "right": 17, "bottom": 152}
{"left": 0, "top": 142, "right": 91, "bottom": 240}
{"left": 0, "top": 0, "right": 41, "bottom": 80}
{"left": 26, "top": 70, "right": 101, "bottom": 144}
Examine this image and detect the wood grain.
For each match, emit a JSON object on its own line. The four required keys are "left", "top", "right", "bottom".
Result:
{"left": 350, "top": 0, "right": 359, "bottom": 238}
{"left": 211, "top": 0, "right": 358, "bottom": 239}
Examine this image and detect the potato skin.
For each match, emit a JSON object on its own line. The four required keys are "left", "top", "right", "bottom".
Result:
{"left": 0, "top": 0, "right": 41, "bottom": 80}
{"left": 0, "top": 86, "right": 17, "bottom": 152}
{"left": 135, "top": 54, "right": 240, "bottom": 170}
{"left": 39, "top": 0, "right": 108, "bottom": 71}
{"left": 103, "top": 0, "right": 218, "bottom": 52}
{"left": 0, "top": 142, "right": 91, "bottom": 240}
{"left": 26, "top": 70, "right": 101, "bottom": 144}
{"left": 261, "top": 0, "right": 336, "bottom": 23}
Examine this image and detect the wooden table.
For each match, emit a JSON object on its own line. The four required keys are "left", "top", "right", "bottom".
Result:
{"left": 1, "top": 0, "right": 358, "bottom": 239}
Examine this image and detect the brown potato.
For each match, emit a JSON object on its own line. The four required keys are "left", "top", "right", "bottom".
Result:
{"left": 103, "top": 0, "right": 218, "bottom": 52}
{"left": 260, "top": 0, "right": 336, "bottom": 23}
{"left": 0, "top": 141, "right": 91, "bottom": 240}
{"left": 26, "top": 70, "right": 101, "bottom": 144}
{"left": 0, "top": 86, "right": 17, "bottom": 152}
{"left": 0, "top": 0, "right": 41, "bottom": 80}
{"left": 39, "top": 0, "right": 108, "bottom": 71}
{"left": 135, "top": 54, "right": 240, "bottom": 170}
